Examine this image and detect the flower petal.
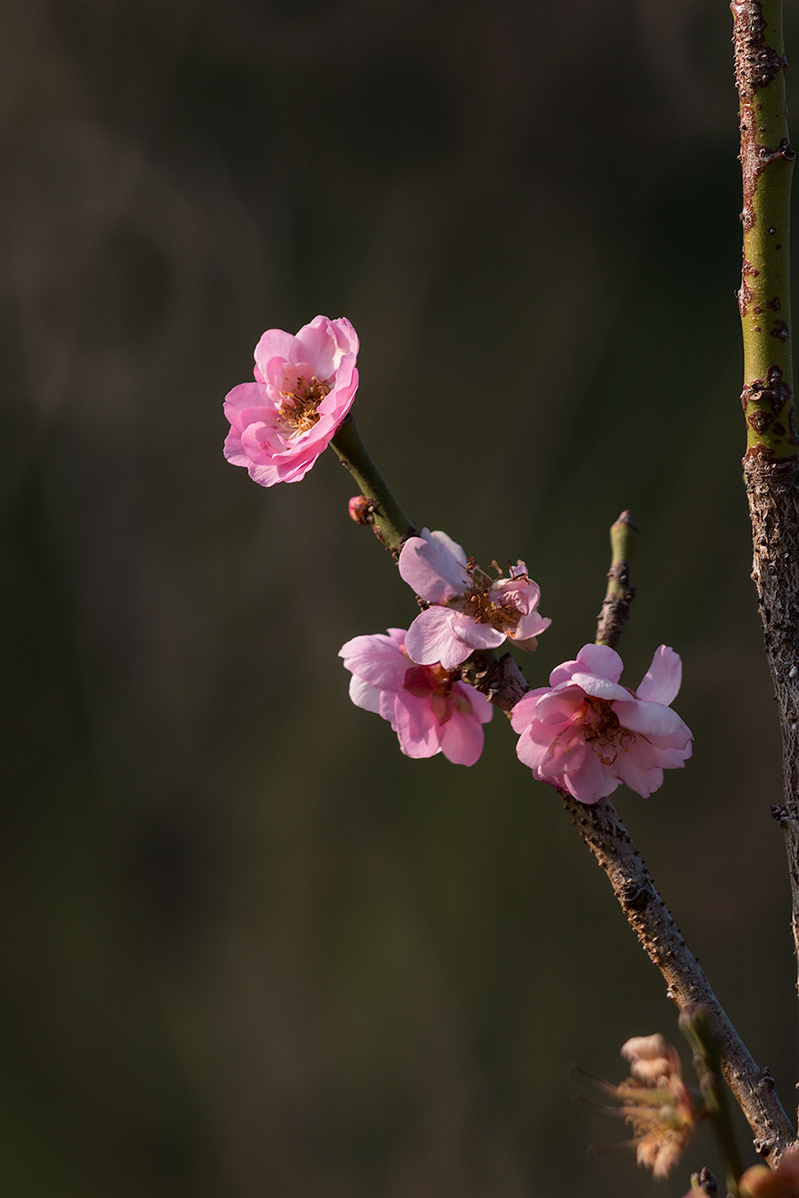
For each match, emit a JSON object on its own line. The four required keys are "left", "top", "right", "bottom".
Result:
{"left": 438, "top": 709, "right": 486, "bottom": 765}
{"left": 398, "top": 531, "right": 470, "bottom": 602}
{"left": 392, "top": 691, "right": 442, "bottom": 758}
{"left": 339, "top": 633, "right": 408, "bottom": 690}
{"left": 405, "top": 607, "right": 474, "bottom": 669}
{"left": 635, "top": 645, "right": 683, "bottom": 706}
{"left": 573, "top": 643, "right": 624, "bottom": 683}
{"left": 612, "top": 699, "right": 692, "bottom": 743}
{"left": 348, "top": 675, "right": 382, "bottom": 714}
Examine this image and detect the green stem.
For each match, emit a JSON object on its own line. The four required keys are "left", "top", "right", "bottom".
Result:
{"left": 329, "top": 416, "right": 416, "bottom": 556}
{"left": 594, "top": 511, "right": 639, "bottom": 648}
{"left": 680, "top": 1008, "right": 745, "bottom": 1198}
{"left": 733, "top": 0, "right": 796, "bottom": 461}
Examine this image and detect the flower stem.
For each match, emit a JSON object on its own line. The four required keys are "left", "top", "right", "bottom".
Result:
{"left": 330, "top": 416, "right": 416, "bottom": 556}
{"left": 595, "top": 511, "right": 639, "bottom": 648}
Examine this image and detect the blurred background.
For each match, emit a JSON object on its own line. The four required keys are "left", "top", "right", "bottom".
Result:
{"left": 3, "top": 1, "right": 799, "bottom": 1195}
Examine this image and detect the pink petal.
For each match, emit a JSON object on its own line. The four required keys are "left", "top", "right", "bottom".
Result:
{"left": 635, "top": 645, "right": 682, "bottom": 706}
{"left": 612, "top": 699, "right": 691, "bottom": 741}
{"left": 295, "top": 315, "right": 357, "bottom": 379}
{"left": 509, "top": 687, "right": 551, "bottom": 732}
{"left": 570, "top": 672, "right": 632, "bottom": 702}
{"left": 246, "top": 461, "right": 283, "bottom": 487}
{"left": 512, "top": 611, "right": 551, "bottom": 645}
{"left": 392, "top": 692, "right": 442, "bottom": 757}
{"left": 548, "top": 657, "right": 581, "bottom": 687}
{"left": 573, "top": 644, "right": 624, "bottom": 684}
{"left": 447, "top": 611, "right": 506, "bottom": 653}
{"left": 253, "top": 329, "right": 298, "bottom": 372}
{"left": 328, "top": 316, "right": 359, "bottom": 356}
{"left": 456, "top": 682, "right": 494, "bottom": 725}
{"left": 533, "top": 685, "right": 585, "bottom": 725}
{"left": 398, "top": 531, "right": 470, "bottom": 602}
{"left": 515, "top": 730, "right": 553, "bottom": 773}
{"left": 562, "top": 754, "right": 620, "bottom": 803}
{"left": 348, "top": 675, "right": 382, "bottom": 714}
{"left": 614, "top": 752, "right": 665, "bottom": 797}
{"left": 339, "top": 633, "right": 408, "bottom": 691}
{"left": 438, "top": 709, "right": 486, "bottom": 765}
{"left": 223, "top": 381, "right": 272, "bottom": 421}
{"left": 222, "top": 428, "right": 249, "bottom": 468}
{"left": 405, "top": 607, "right": 473, "bottom": 669}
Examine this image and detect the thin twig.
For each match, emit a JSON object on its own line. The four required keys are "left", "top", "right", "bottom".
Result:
{"left": 595, "top": 511, "right": 639, "bottom": 649}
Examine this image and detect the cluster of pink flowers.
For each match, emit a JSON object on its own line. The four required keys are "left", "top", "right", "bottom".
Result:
{"left": 224, "top": 317, "right": 693, "bottom": 800}
{"left": 338, "top": 528, "right": 550, "bottom": 765}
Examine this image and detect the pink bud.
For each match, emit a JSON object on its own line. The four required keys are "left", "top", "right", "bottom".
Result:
{"left": 348, "top": 495, "right": 375, "bottom": 524}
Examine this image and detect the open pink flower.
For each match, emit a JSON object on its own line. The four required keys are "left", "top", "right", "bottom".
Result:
{"left": 510, "top": 643, "right": 692, "bottom": 803}
{"left": 339, "top": 628, "right": 493, "bottom": 765}
{"left": 398, "top": 529, "right": 550, "bottom": 670}
{"left": 223, "top": 315, "right": 359, "bottom": 486}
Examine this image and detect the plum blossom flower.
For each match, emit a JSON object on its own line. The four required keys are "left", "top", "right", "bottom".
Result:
{"left": 223, "top": 315, "right": 359, "bottom": 486}
{"left": 398, "top": 529, "right": 550, "bottom": 670}
{"left": 339, "top": 627, "right": 493, "bottom": 766}
{"left": 511, "top": 643, "right": 692, "bottom": 803}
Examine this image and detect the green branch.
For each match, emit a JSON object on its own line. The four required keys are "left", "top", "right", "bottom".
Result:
{"left": 329, "top": 416, "right": 416, "bottom": 556}
{"left": 595, "top": 511, "right": 639, "bottom": 648}
{"left": 680, "top": 1008, "right": 745, "bottom": 1198}
{"left": 733, "top": 0, "right": 796, "bottom": 461}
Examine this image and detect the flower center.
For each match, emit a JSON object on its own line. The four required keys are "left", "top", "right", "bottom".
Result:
{"left": 403, "top": 662, "right": 467, "bottom": 725}
{"left": 404, "top": 662, "right": 452, "bottom": 697}
{"left": 581, "top": 697, "right": 635, "bottom": 764}
{"left": 278, "top": 373, "right": 331, "bottom": 433}
{"left": 458, "top": 558, "right": 524, "bottom": 632}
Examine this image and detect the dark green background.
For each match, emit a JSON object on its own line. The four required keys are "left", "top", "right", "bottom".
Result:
{"left": 3, "top": 1, "right": 799, "bottom": 1195}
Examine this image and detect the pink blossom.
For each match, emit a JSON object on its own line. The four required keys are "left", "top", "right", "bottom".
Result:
{"left": 223, "top": 315, "right": 359, "bottom": 486}
{"left": 398, "top": 529, "right": 550, "bottom": 670}
{"left": 339, "top": 628, "right": 493, "bottom": 766}
{"left": 510, "top": 643, "right": 692, "bottom": 803}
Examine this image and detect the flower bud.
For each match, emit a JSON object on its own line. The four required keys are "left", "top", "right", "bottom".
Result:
{"left": 348, "top": 495, "right": 375, "bottom": 524}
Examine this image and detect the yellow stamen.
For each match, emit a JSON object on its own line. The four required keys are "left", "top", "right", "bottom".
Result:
{"left": 458, "top": 558, "right": 523, "bottom": 632}
{"left": 278, "top": 374, "right": 331, "bottom": 433}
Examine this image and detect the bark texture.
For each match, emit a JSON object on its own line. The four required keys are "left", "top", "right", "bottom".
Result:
{"left": 561, "top": 791, "right": 796, "bottom": 1163}
{"left": 745, "top": 457, "right": 799, "bottom": 969}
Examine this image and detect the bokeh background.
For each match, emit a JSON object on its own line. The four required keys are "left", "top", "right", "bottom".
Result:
{"left": 4, "top": 1, "right": 799, "bottom": 1195}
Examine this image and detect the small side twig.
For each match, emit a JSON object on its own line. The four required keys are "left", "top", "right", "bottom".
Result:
{"left": 595, "top": 510, "right": 639, "bottom": 649}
